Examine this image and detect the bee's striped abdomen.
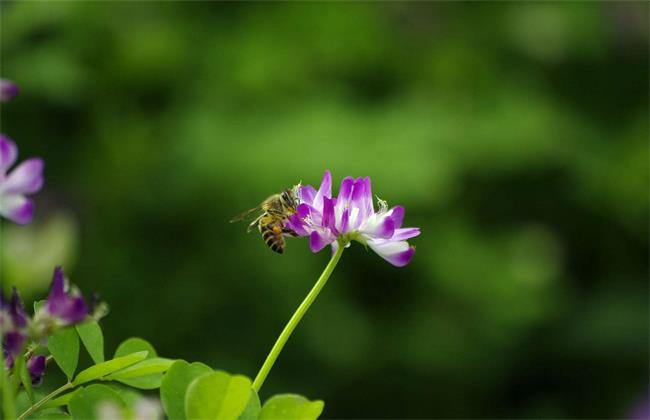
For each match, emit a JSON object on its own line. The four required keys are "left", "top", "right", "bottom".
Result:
{"left": 260, "top": 222, "right": 285, "bottom": 254}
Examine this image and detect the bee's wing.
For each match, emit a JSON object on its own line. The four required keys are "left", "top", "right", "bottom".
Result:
{"left": 229, "top": 206, "right": 263, "bottom": 223}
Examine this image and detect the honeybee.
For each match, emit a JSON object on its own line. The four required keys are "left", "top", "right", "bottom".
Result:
{"left": 230, "top": 187, "right": 300, "bottom": 254}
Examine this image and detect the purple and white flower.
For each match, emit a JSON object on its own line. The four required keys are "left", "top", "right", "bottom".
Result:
{"left": 1, "top": 289, "right": 29, "bottom": 356}
{"left": 33, "top": 267, "right": 88, "bottom": 335}
{"left": 26, "top": 355, "right": 46, "bottom": 386}
{"left": 0, "top": 135, "right": 44, "bottom": 225}
{"left": 0, "top": 79, "right": 19, "bottom": 102}
{"left": 286, "top": 170, "right": 420, "bottom": 267}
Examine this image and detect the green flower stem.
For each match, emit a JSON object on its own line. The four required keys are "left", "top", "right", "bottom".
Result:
{"left": 17, "top": 382, "right": 73, "bottom": 420}
{"left": 252, "top": 242, "right": 345, "bottom": 393}
{"left": 1, "top": 348, "right": 16, "bottom": 419}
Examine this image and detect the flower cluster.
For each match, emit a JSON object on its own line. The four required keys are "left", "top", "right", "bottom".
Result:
{"left": 2, "top": 267, "right": 90, "bottom": 386}
{"left": 286, "top": 170, "right": 420, "bottom": 267}
{"left": 0, "top": 79, "right": 44, "bottom": 225}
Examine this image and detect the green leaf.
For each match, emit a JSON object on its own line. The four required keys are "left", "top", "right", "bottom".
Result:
{"left": 160, "top": 360, "right": 212, "bottom": 420}
{"left": 17, "top": 356, "right": 35, "bottom": 404}
{"left": 238, "top": 389, "right": 261, "bottom": 420}
{"left": 76, "top": 322, "right": 105, "bottom": 364}
{"left": 72, "top": 351, "right": 148, "bottom": 386}
{"left": 32, "top": 408, "right": 70, "bottom": 419}
{"left": 44, "top": 387, "right": 84, "bottom": 409}
{"left": 68, "top": 384, "right": 126, "bottom": 420}
{"left": 104, "top": 357, "right": 174, "bottom": 390}
{"left": 185, "top": 371, "right": 257, "bottom": 420}
{"left": 114, "top": 337, "right": 157, "bottom": 359}
{"left": 48, "top": 327, "right": 80, "bottom": 380}
{"left": 259, "top": 394, "right": 324, "bottom": 420}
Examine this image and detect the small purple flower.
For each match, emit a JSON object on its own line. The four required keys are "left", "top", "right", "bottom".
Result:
{"left": 1, "top": 288, "right": 29, "bottom": 355}
{"left": 40, "top": 267, "right": 88, "bottom": 326}
{"left": 0, "top": 135, "right": 44, "bottom": 225}
{"left": 286, "top": 170, "right": 420, "bottom": 267}
{"left": 27, "top": 355, "right": 46, "bottom": 386}
{"left": 0, "top": 79, "right": 19, "bottom": 102}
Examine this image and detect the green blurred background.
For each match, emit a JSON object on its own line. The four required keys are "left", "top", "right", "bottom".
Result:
{"left": 1, "top": 2, "right": 648, "bottom": 418}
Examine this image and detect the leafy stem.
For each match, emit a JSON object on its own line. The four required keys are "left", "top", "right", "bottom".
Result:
{"left": 1, "top": 348, "right": 16, "bottom": 419}
{"left": 252, "top": 241, "right": 345, "bottom": 392}
{"left": 17, "top": 381, "right": 73, "bottom": 420}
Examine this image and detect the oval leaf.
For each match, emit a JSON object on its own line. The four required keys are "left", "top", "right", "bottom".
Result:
{"left": 76, "top": 321, "right": 104, "bottom": 364}
{"left": 72, "top": 351, "right": 148, "bottom": 386}
{"left": 48, "top": 327, "right": 80, "bottom": 380}
{"left": 185, "top": 371, "right": 256, "bottom": 420}
{"left": 68, "top": 384, "right": 126, "bottom": 420}
{"left": 104, "top": 357, "right": 174, "bottom": 390}
{"left": 44, "top": 387, "right": 84, "bottom": 409}
{"left": 160, "top": 360, "right": 212, "bottom": 419}
{"left": 259, "top": 394, "right": 324, "bottom": 420}
{"left": 114, "top": 337, "right": 157, "bottom": 359}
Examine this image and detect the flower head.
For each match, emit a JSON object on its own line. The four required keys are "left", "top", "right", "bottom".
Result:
{"left": 27, "top": 355, "right": 46, "bottom": 386}
{"left": 1, "top": 288, "right": 29, "bottom": 355}
{"left": 33, "top": 267, "right": 88, "bottom": 336}
{"left": 0, "top": 135, "right": 44, "bottom": 225}
{"left": 286, "top": 170, "right": 420, "bottom": 266}
{"left": 0, "top": 79, "right": 19, "bottom": 102}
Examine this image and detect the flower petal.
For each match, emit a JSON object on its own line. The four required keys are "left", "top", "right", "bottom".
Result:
{"left": 5, "top": 331, "right": 26, "bottom": 355}
{"left": 313, "top": 170, "right": 332, "bottom": 210}
{"left": 9, "top": 288, "right": 28, "bottom": 328}
{"left": 322, "top": 196, "right": 336, "bottom": 231}
{"left": 0, "top": 134, "right": 18, "bottom": 174}
{"left": 391, "top": 227, "right": 421, "bottom": 241}
{"left": 27, "top": 355, "right": 46, "bottom": 386}
{"left": 0, "top": 79, "right": 19, "bottom": 102}
{"left": 0, "top": 194, "right": 34, "bottom": 225}
{"left": 299, "top": 185, "right": 317, "bottom": 205}
{"left": 2, "top": 158, "right": 44, "bottom": 195}
{"left": 360, "top": 213, "right": 395, "bottom": 239}
{"left": 309, "top": 231, "right": 334, "bottom": 253}
{"left": 367, "top": 240, "right": 416, "bottom": 267}
{"left": 388, "top": 206, "right": 405, "bottom": 229}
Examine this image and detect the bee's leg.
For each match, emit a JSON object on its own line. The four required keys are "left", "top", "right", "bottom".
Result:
{"left": 247, "top": 215, "right": 263, "bottom": 233}
{"left": 282, "top": 227, "right": 298, "bottom": 237}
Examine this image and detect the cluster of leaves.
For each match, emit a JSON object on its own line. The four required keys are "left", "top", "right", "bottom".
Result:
{"left": 17, "top": 320, "right": 324, "bottom": 419}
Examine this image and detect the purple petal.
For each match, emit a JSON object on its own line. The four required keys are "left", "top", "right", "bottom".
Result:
{"left": 285, "top": 214, "right": 309, "bottom": 237}
{"left": 4, "top": 331, "right": 26, "bottom": 355}
{"left": 359, "top": 213, "right": 395, "bottom": 239}
{"left": 58, "top": 296, "right": 88, "bottom": 324}
{"left": 322, "top": 196, "right": 336, "bottom": 231}
{"left": 2, "top": 158, "right": 44, "bottom": 195}
{"left": 313, "top": 170, "right": 332, "bottom": 210}
{"left": 46, "top": 266, "right": 67, "bottom": 313}
{"left": 0, "top": 195, "right": 34, "bottom": 225}
{"left": 27, "top": 355, "right": 46, "bottom": 386}
{"left": 299, "top": 185, "right": 317, "bottom": 205}
{"left": 9, "top": 288, "right": 28, "bottom": 328}
{"left": 367, "top": 240, "right": 415, "bottom": 267}
{"left": 0, "top": 134, "right": 18, "bottom": 173}
{"left": 309, "top": 231, "right": 333, "bottom": 253}
{"left": 339, "top": 208, "right": 350, "bottom": 234}
{"left": 45, "top": 266, "right": 89, "bottom": 324}
{"left": 337, "top": 177, "right": 354, "bottom": 207}
{"left": 388, "top": 206, "right": 405, "bottom": 229}
{"left": 391, "top": 227, "right": 421, "bottom": 241}
{"left": 0, "top": 79, "right": 19, "bottom": 102}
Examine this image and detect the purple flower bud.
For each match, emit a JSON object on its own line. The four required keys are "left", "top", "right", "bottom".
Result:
{"left": 27, "top": 355, "right": 46, "bottom": 386}
{"left": 0, "top": 79, "right": 19, "bottom": 102}
{"left": 44, "top": 267, "right": 88, "bottom": 325}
